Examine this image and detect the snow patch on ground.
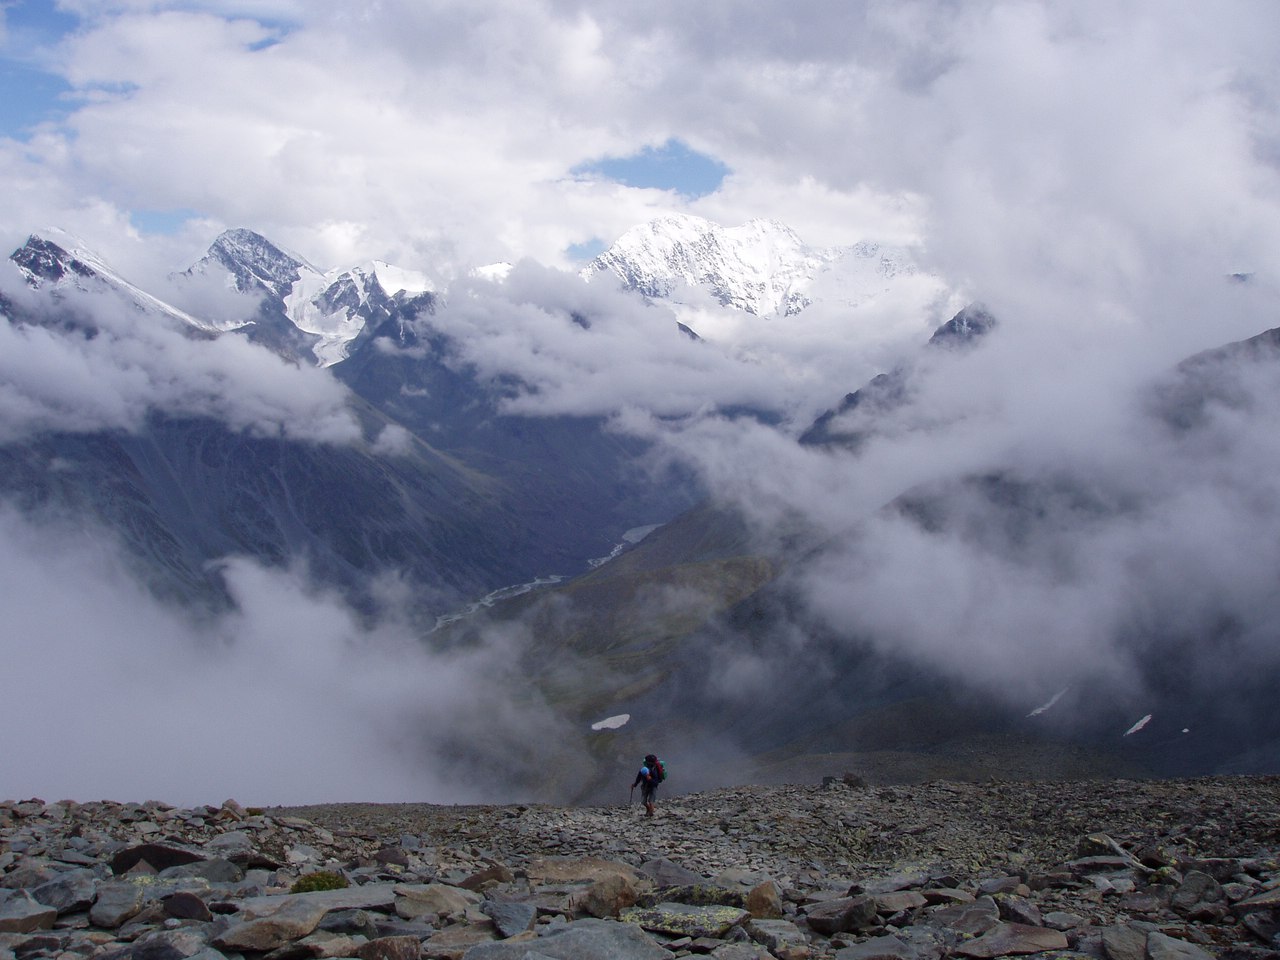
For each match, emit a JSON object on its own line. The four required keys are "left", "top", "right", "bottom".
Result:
{"left": 588, "top": 524, "right": 662, "bottom": 568}
{"left": 1124, "top": 714, "right": 1153, "bottom": 736}
{"left": 1027, "top": 686, "right": 1070, "bottom": 717}
{"left": 591, "top": 714, "right": 631, "bottom": 731}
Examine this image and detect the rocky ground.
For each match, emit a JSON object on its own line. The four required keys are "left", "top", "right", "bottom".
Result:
{"left": 3, "top": 776, "right": 1280, "bottom": 960}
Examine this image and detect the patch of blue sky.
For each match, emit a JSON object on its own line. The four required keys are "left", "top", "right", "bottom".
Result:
{"left": 0, "top": 61, "right": 71, "bottom": 137}
{"left": 0, "top": 0, "right": 80, "bottom": 138}
{"left": 131, "top": 208, "right": 204, "bottom": 236}
{"left": 573, "top": 139, "right": 729, "bottom": 199}
{"left": 565, "top": 238, "right": 607, "bottom": 263}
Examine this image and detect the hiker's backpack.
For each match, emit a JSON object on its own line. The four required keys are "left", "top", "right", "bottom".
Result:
{"left": 650, "top": 758, "right": 667, "bottom": 784}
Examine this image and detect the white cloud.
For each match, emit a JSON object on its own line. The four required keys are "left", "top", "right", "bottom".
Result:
{"left": 0, "top": 275, "right": 361, "bottom": 445}
{"left": 0, "top": 505, "right": 567, "bottom": 805}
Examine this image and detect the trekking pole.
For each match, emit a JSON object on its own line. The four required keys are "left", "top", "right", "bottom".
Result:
{"left": 629, "top": 784, "right": 635, "bottom": 806}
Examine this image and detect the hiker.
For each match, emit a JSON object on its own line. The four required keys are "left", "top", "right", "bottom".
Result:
{"left": 631, "top": 753, "right": 665, "bottom": 816}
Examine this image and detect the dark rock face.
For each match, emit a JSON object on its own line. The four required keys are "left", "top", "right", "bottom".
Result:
{"left": 5, "top": 777, "right": 1279, "bottom": 960}
{"left": 10, "top": 237, "right": 98, "bottom": 286}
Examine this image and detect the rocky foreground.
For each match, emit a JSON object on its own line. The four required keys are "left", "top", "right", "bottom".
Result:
{"left": 3, "top": 777, "right": 1280, "bottom": 960}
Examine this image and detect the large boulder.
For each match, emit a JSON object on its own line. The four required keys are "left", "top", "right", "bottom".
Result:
{"left": 213, "top": 897, "right": 331, "bottom": 952}
{"left": 620, "top": 902, "right": 751, "bottom": 939}
{"left": 395, "top": 884, "right": 483, "bottom": 922}
{"left": 804, "top": 897, "right": 878, "bottom": 936}
{"left": 89, "top": 881, "right": 147, "bottom": 929}
{"left": 952, "top": 923, "right": 1069, "bottom": 958}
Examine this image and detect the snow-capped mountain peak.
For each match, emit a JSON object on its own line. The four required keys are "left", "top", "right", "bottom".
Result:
{"left": 584, "top": 214, "right": 923, "bottom": 319}
{"left": 186, "top": 228, "right": 323, "bottom": 302}
{"left": 10, "top": 230, "right": 219, "bottom": 333}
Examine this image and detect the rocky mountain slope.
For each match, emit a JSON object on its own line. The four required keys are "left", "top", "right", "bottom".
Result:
{"left": 3, "top": 776, "right": 1279, "bottom": 960}
{"left": 0, "top": 233, "right": 699, "bottom": 610}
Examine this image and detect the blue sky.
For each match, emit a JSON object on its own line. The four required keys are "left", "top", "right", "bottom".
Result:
{"left": 573, "top": 139, "right": 730, "bottom": 200}
{"left": 0, "top": 0, "right": 78, "bottom": 138}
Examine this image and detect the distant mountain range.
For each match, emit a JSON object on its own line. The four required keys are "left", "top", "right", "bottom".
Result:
{"left": 5, "top": 218, "right": 1279, "bottom": 802}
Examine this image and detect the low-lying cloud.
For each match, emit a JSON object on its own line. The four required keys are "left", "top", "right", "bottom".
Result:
{"left": 0, "top": 503, "right": 571, "bottom": 806}
{"left": 0, "top": 276, "right": 360, "bottom": 445}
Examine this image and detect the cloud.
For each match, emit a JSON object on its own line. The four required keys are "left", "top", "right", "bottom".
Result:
{"left": 0, "top": 275, "right": 360, "bottom": 444}
{"left": 0, "top": 503, "right": 571, "bottom": 805}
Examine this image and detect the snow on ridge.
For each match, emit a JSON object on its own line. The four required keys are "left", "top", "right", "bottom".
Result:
{"left": 23, "top": 228, "right": 220, "bottom": 333}
{"left": 585, "top": 213, "right": 929, "bottom": 319}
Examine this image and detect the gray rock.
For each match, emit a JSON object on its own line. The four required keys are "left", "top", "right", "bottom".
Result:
{"left": 1145, "top": 932, "right": 1216, "bottom": 960}
{"left": 357, "top": 935, "right": 423, "bottom": 960}
{"left": 463, "top": 918, "right": 669, "bottom": 960}
{"left": 804, "top": 897, "right": 877, "bottom": 935}
{"left": 976, "top": 877, "right": 1027, "bottom": 896}
{"left": 1235, "top": 887, "right": 1280, "bottom": 913}
{"left": 0, "top": 862, "right": 61, "bottom": 891}
{"left": 482, "top": 901, "right": 536, "bottom": 938}
{"left": 374, "top": 918, "right": 439, "bottom": 940}
{"left": 1043, "top": 911, "right": 1086, "bottom": 931}
{"left": 746, "top": 918, "right": 809, "bottom": 957}
{"left": 712, "top": 944, "right": 774, "bottom": 960}
{"left": 0, "top": 891, "right": 57, "bottom": 934}
{"left": 214, "top": 897, "right": 331, "bottom": 952}
{"left": 159, "top": 859, "right": 244, "bottom": 884}
{"left": 835, "top": 934, "right": 938, "bottom": 960}
{"left": 318, "top": 908, "right": 382, "bottom": 940}
{"left": 1102, "top": 925, "right": 1149, "bottom": 960}
{"left": 128, "top": 927, "right": 213, "bottom": 960}
{"left": 423, "top": 919, "right": 499, "bottom": 959}
{"left": 30, "top": 868, "right": 98, "bottom": 914}
{"left": 952, "top": 922, "right": 1069, "bottom": 958}
{"left": 994, "top": 894, "right": 1043, "bottom": 927}
{"left": 1171, "top": 872, "right": 1223, "bottom": 915}
{"left": 857, "top": 866, "right": 938, "bottom": 895}
{"left": 620, "top": 902, "right": 751, "bottom": 939}
{"left": 1119, "top": 887, "right": 1173, "bottom": 914}
{"left": 89, "top": 881, "right": 147, "bottom": 928}
{"left": 241, "top": 884, "right": 400, "bottom": 918}
{"left": 202, "top": 832, "right": 254, "bottom": 857}
{"left": 875, "top": 891, "right": 927, "bottom": 916}
{"left": 395, "top": 883, "right": 482, "bottom": 921}
{"left": 927, "top": 897, "right": 1000, "bottom": 936}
